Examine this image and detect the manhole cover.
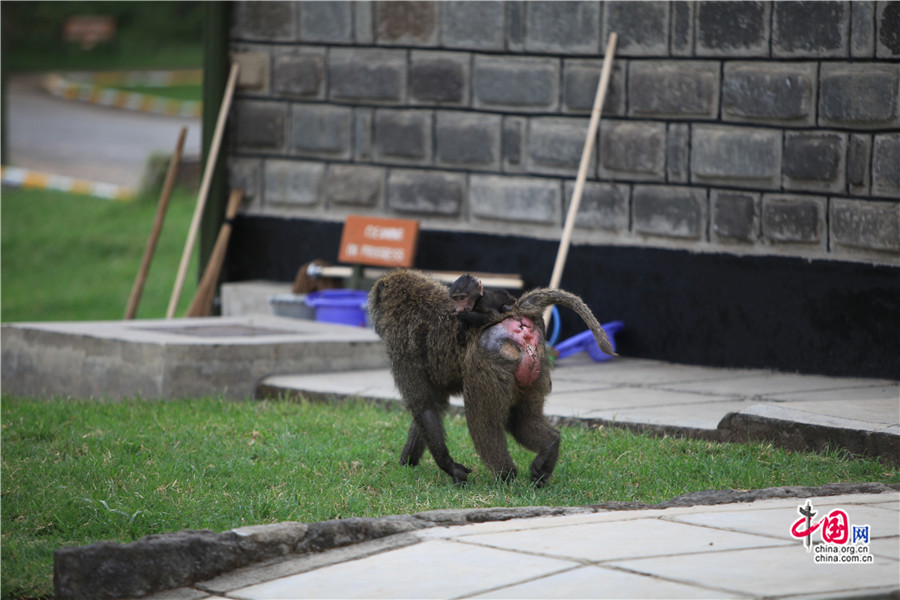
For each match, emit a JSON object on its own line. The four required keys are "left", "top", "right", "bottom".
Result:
{"left": 138, "top": 325, "right": 292, "bottom": 338}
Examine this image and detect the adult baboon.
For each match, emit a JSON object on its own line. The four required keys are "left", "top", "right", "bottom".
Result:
{"left": 368, "top": 269, "right": 614, "bottom": 487}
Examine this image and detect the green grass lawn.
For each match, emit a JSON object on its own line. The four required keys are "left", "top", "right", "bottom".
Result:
{"left": 109, "top": 84, "right": 203, "bottom": 103}
{"left": 1, "top": 186, "right": 199, "bottom": 322}
{"left": 2, "top": 395, "right": 897, "bottom": 599}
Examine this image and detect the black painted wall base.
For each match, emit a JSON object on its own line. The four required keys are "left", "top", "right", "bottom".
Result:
{"left": 224, "top": 216, "right": 900, "bottom": 379}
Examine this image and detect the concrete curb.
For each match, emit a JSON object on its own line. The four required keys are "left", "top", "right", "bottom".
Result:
{"left": 1, "top": 165, "right": 135, "bottom": 201}
{"left": 42, "top": 71, "right": 202, "bottom": 118}
{"left": 52, "top": 482, "right": 900, "bottom": 600}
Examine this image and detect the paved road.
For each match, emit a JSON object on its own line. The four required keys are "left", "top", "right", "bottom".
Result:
{"left": 6, "top": 74, "right": 201, "bottom": 189}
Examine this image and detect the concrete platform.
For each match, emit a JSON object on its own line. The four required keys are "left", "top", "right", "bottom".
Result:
{"left": 260, "top": 354, "right": 900, "bottom": 462}
{"left": 1, "top": 316, "right": 387, "bottom": 400}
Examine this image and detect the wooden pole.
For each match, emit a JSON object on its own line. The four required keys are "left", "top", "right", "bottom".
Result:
{"left": 543, "top": 33, "right": 617, "bottom": 326}
{"left": 167, "top": 62, "right": 239, "bottom": 319}
{"left": 124, "top": 126, "right": 187, "bottom": 319}
{"left": 186, "top": 189, "right": 243, "bottom": 317}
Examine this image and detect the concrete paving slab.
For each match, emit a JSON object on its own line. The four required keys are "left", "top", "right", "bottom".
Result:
{"left": 577, "top": 396, "right": 753, "bottom": 430}
{"left": 607, "top": 543, "right": 900, "bottom": 598}
{"left": 229, "top": 539, "right": 578, "bottom": 599}
{"left": 669, "top": 502, "right": 899, "bottom": 543}
{"left": 734, "top": 401, "right": 899, "bottom": 432}
{"left": 767, "top": 384, "right": 900, "bottom": 404}
{"left": 552, "top": 357, "right": 750, "bottom": 386}
{"left": 659, "top": 373, "right": 894, "bottom": 398}
{"left": 454, "top": 517, "right": 786, "bottom": 563}
{"left": 476, "top": 564, "right": 739, "bottom": 599}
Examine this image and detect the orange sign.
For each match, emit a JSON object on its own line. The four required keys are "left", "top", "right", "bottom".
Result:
{"left": 338, "top": 215, "right": 419, "bottom": 268}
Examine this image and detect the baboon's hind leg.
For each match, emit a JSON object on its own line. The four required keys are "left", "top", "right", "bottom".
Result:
{"left": 509, "top": 401, "right": 560, "bottom": 487}
{"left": 399, "top": 420, "right": 426, "bottom": 467}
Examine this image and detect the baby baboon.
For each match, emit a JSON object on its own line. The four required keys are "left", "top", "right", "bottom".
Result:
{"left": 368, "top": 269, "right": 615, "bottom": 487}
{"left": 449, "top": 274, "right": 518, "bottom": 345}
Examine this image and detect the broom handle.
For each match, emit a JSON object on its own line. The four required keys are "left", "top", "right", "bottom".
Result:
{"left": 166, "top": 62, "right": 239, "bottom": 319}
{"left": 186, "top": 189, "right": 243, "bottom": 317}
{"left": 543, "top": 33, "right": 617, "bottom": 325}
{"left": 124, "top": 126, "right": 187, "bottom": 319}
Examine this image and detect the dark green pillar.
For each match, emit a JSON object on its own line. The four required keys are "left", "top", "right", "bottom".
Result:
{"left": 198, "top": 0, "right": 229, "bottom": 310}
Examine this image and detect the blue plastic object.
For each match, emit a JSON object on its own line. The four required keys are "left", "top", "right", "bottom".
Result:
{"left": 304, "top": 290, "right": 369, "bottom": 327}
{"left": 546, "top": 305, "right": 562, "bottom": 346}
{"left": 554, "top": 321, "right": 624, "bottom": 362}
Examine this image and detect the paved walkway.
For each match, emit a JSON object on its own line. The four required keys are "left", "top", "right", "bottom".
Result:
{"left": 146, "top": 487, "right": 899, "bottom": 599}
{"left": 261, "top": 354, "right": 900, "bottom": 460}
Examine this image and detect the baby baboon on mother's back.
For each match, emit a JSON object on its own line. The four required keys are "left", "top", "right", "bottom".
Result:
{"left": 368, "top": 269, "right": 615, "bottom": 487}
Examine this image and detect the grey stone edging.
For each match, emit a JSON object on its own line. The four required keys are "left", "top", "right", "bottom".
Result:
{"left": 53, "top": 482, "right": 900, "bottom": 600}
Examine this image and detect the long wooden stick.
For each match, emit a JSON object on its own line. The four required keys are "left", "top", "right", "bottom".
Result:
{"left": 124, "top": 126, "right": 187, "bottom": 319}
{"left": 544, "top": 33, "right": 618, "bottom": 325}
{"left": 186, "top": 189, "right": 243, "bottom": 317}
{"left": 167, "top": 62, "right": 239, "bottom": 319}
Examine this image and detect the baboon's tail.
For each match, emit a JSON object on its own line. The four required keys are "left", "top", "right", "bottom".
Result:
{"left": 515, "top": 288, "right": 617, "bottom": 357}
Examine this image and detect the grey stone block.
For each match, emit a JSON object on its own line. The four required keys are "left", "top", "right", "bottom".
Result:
{"left": 711, "top": 190, "right": 760, "bottom": 243}
{"left": 231, "top": 2, "right": 297, "bottom": 42}
{"left": 773, "top": 1, "right": 849, "bottom": 58}
{"left": 473, "top": 56, "right": 559, "bottom": 112}
{"left": 231, "top": 48, "right": 269, "bottom": 93}
{"left": 782, "top": 132, "right": 847, "bottom": 194}
{"left": 387, "top": 170, "right": 464, "bottom": 216}
{"left": 326, "top": 165, "right": 384, "bottom": 208}
{"left": 435, "top": 112, "right": 501, "bottom": 170}
{"left": 502, "top": 117, "right": 525, "bottom": 172}
{"left": 355, "top": 1, "right": 374, "bottom": 44}
{"left": 696, "top": 1, "right": 770, "bottom": 57}
{"left": 373, "top": 110, "right": 432, "bottom": 164}
{"left": 227, "top": 158, "right": 262, "bottom": 204}
{"left": 563, "top": 60, "right": 625, "bottom": 116}
{"left": 666, "top": 123, "right": 689, "bottom": 184}
{"left": 851, "top": 1, "right": 876, "bottom": 57}
{"left": 271, "top": 47, "right": 325, "bottom": 99}
{"left": 526, "top": 1, "right": 601, "bottom": 54}
{"left": 848, "top": 134, "right": 872, "bottom": 195}
{"left": 603, "top": 1, "right": 669, "bottom": 56}
{"left": 409, "top": 51, "right": 469, "bottom": 106}
{"left": 761, "top": 195, "right": 827, "bottom": 246}
{"left": 440, "top": 1, "right": 505, "bottom": 50}
{"left": 375, "top": 1, "right": 437, "bottom": 46}
{"left": 722, "top": 63, "right": 817, "bottom": 126}
{"left": 565, "top": 181, "right": 629, "bottom": 232}
{"left": 470, "top": 175, "right": 561, "bottom": 225}
{"left": 831, "top": 198, "right": 900, "bottom": 254}
{"left": 872, "top": 133, "right": 900, "bottom": 199}
{"left": 527, "top": 117, "right": 593, "bottom": 177}
{"left": 291, "top": 105, "right": 352, "bottom": 160}
{"left": 670, "top": 1, "right": 695, "bottom": 56}
{"left": 599, "top": 120, "right": 666, "bottom": 182}
{"left": 633, "top": 185, "right": 707, "bottom": 240}
{"left": 629, "top": 61, "right": 720, "bottom": 119}
{"left": 264, "top": 160, "right": 324, "bottom": 207}
{"left": 819, "top": 64, "right": 900, "bottom": 128}
{"left": 877, "top": 1, "right": 900, "bottom": 57}
{"left": 233, "top": 100, "right": 287, "bottom": 152}
{"left": 328, "top": 48, "right": 406, "bottom": 104}
{"left": 692, "top": 125, "right": 782, "bottom": 189}
{"left": 299, "top": 1, "right": 352, "bottom": 43}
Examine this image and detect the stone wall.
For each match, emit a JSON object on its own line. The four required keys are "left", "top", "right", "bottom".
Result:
{"left": 226, "top": 1, "right": 899, "bottom": 265}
